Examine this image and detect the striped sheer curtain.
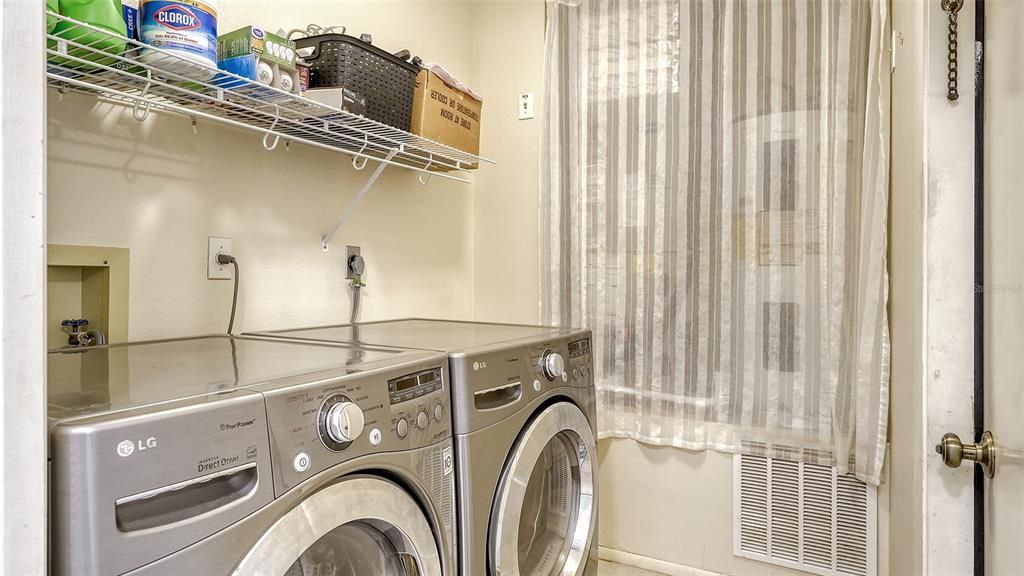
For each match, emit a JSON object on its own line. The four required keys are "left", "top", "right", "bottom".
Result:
{"left": 540, "top": 0, "right": 890, "bottom": 484}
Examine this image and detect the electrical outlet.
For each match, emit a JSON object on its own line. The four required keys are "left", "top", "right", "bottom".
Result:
{"left": 518, "top": 92, "right": 535, "bottom": 120}
{"left": 208, "top": 237, "right": 233, "bottom": 280}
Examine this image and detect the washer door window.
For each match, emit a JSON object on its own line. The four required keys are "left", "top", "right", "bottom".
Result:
{"left": 490, "top": 402, "right": 597, "bottom": 576}
{"left": 233, "top": 477, "right": 441, "bottom": 576}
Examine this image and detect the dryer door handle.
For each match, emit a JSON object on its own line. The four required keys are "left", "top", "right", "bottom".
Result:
{"left": 474, "top": 382, "right": 523, "bottom": 411}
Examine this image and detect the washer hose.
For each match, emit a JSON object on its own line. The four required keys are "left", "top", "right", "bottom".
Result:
{"left": 350, "top": 283, "right": 361, "bottom": 324}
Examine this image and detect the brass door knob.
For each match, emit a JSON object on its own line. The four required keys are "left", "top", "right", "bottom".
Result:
{"left": 935, "top": 431, "right": 996, "bottom": 479}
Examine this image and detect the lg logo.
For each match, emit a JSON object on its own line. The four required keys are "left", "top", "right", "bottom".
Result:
{"left": 117, "top": 437, "right": 157, "bottom": 457}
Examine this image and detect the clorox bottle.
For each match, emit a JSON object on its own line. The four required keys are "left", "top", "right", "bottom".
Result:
{"left": 50, "top": 0, "right": 128, "bottom": 64}
{"left": 139, "top": 0, "right": 219, "bottom": 79}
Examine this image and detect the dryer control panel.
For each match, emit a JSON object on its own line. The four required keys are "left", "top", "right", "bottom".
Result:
{"left": 447, "top": 329, "right": 594, "bottom": 435}
{"left": 567, "top": 336, "right": 594, "bottom": 383}
{"left": 258, "top": 353, "right": 452, "bottom": 495}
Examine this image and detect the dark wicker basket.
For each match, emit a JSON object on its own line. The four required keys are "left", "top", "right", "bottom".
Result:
{"left": 294, "top": 34, "right": 419, "bottom": 130}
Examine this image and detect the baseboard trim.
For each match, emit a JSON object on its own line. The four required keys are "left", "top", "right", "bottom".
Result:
{"left": 598, "top": 546, "right": 726, "bottom": 576}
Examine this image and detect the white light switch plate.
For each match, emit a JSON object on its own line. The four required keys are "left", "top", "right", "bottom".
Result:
{"left": 208, "top": 237, "right": 233, "bottom": 280}
{"left": 518, "top": 92, "right": 535, "bottom": 120}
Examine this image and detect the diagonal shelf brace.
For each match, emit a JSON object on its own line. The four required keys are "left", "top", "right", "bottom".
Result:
{"left": 321, "top": 149, "right": 400, "bottom": 252}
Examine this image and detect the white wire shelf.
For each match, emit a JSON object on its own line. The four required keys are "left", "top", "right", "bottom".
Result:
{"left": 45, "top": 13, "right": 493, "bottom": 183}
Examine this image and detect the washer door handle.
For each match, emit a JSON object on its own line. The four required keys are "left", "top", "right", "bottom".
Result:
{"left": 398, "top": 552, "right": 421, "bottom": 575}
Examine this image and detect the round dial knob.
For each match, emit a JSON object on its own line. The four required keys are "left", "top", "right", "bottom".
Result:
{"left": 541, "top": 350, "right": 565, "bottom": 381}
{"left": 325, "top": 401, "right": 365, "bottom": 444}
{"left": 416, "top": 410, "right": 429, "bottom": 429}
{"left": 396, "top": 417, "right": 409, "bottom": 439}
{"left": 434, "top": 402, "right": 444, "bottom": 422}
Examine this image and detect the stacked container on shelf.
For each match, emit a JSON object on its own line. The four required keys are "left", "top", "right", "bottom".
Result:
{"left": 138, "top": 0, "right": 219, "bottom": 78}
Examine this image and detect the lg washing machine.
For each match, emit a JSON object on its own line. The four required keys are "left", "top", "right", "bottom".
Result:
{"left": 48, "top": 334, "right": 457, "bottom": 575}
{"left": 248, "top": 319, "right": 600, "bottom": 576}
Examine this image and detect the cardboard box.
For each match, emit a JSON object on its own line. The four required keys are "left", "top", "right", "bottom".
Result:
{"left": 411, "top": 70, "right": 482, "bottom": 163}
{"left": 217, "top": 26, "right": 300, "bottom": 96}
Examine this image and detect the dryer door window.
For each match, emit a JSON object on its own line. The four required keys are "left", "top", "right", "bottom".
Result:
{"left": 233, "top": 477, "right": 443, "bottom": 576}
{"left": 491, "top": 402, "right": 597, "bottom": 576}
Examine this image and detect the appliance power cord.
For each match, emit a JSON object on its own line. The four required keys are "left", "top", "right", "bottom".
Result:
{"left": 217, "top": 253, "right": 240, "bottom": 334}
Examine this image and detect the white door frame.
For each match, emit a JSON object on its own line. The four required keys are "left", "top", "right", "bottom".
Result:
{"left": 0, "top": 0, "right": 47, "bottom": 573}
{"left": 890, "top": 0, "right": 979, "bottom": 574}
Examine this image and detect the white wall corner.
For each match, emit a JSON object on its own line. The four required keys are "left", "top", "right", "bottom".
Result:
{"left": 1, "top": 0, "right": 48, "bottom": 573}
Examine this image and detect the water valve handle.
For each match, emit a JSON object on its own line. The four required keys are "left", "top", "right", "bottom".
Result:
{"left": 61, "top": 319, "right": 89, "bottom": 330}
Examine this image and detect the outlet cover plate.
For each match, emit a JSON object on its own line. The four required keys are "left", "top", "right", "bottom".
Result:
{"left": 518, "top": 92, "right": 535, "bottom": 120}
{"left": 208, "top": 237, "right": 233, "bottom": 280}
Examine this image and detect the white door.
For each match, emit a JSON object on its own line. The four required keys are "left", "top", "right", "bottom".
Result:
{"left": 233, "top": 477, "right": 442, "bottom": 576}
{"left": 986, "top": 1, "right": 1024, "bottom": 572}
{"left": 489, "top": 402, "right": 597, "bottom": 576}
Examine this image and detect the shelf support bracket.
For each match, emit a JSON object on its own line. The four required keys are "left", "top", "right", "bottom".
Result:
{"left": 321, "top": 148, "right": 399, "bottom": 252}
{"left": 132, "top": 70, "right": 153, "bottom": 122}
{"left": 418, "top": 154, "right": 434, "bottom": 185}
{"left": 262, "top": 106, "right": 282, "bottom": 150}
{"left": 352, "top": 137, "right": 370, "bottom": 170}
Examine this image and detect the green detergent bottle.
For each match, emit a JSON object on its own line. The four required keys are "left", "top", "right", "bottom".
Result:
{"left": 50, "top": 0, "right": 127, "bottom": 69}
{"left": 46, "top": 0, "right": 59, "bottom": 33}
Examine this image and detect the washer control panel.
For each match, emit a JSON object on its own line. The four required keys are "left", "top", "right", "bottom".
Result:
{"left": 260, "top": 356, "right": 451, "bottom": 495}
{"left": 317, "top": 394, "right": 365, "bottom": 451}
{"left": 540, "top": 349, "right": 566, "bottom": 381}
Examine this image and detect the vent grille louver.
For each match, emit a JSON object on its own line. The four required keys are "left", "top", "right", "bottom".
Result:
{"left": 415, "top": 441, "right": 456, "bottom": 564}
{"left": 733, "top": 453, "right": 876, "bottom": 576}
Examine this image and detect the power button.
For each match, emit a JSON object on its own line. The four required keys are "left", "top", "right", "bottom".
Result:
{"left": 293, "top": 452, "right": 311, "bottom": 473}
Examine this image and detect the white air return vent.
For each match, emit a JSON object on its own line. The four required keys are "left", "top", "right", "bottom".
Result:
{"left": 733, "top": 453, "right": 876, "bottom": 576}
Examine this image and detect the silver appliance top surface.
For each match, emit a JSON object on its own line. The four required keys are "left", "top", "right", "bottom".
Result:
{"left": 249, "top": 319, "right": 568, "bottom": 352}
{"left": 48, "top": 335, "right": 422, "bottom": 421}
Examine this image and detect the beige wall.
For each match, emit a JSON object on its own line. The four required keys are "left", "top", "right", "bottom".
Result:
{"left": 471, "top": 0, "right": 545, "bottom": 324}
{"left": 599, "top": 440, "right": 821, "bottom": 576}
{"left": 48, "top": 0, "right": 479, "bottom": 340}
{"left": 888, "top": 0, "right": 926, "bottom": 574}
{"left": 47, "top": 267, "right": 83, "bottom": 349}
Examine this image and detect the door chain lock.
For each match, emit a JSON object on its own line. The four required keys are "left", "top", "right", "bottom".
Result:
{"left": 935, "top": 431, "right": 996, "bottom": 478}
{"left": 940, "top": 0, "right": 964, "bottom": 101}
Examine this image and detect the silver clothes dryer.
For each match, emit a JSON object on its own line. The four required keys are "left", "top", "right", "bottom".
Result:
{"left": 247, "top": 319, "right": 600, "bottom": 576}
{"left": 48, "top": 335, "right": 457, "bottom": 576}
